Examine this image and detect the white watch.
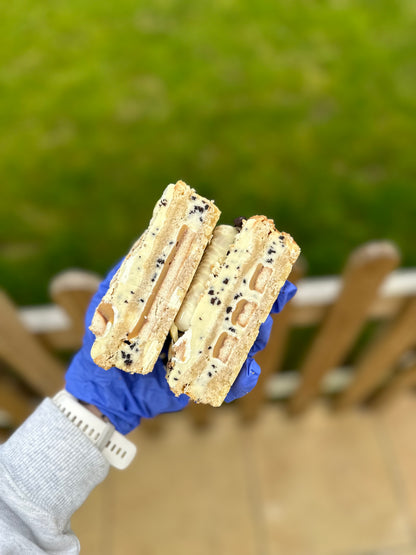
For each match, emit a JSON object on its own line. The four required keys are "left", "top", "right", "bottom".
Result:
{"left": 52, "top": 390, "right": 137, "bottom": 470}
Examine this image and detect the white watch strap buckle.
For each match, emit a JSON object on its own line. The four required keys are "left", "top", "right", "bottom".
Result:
{"left": 53, "top": 390, "right": 137, "bottom": 470}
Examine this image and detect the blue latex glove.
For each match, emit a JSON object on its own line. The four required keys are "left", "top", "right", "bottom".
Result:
{"left": 224, "top": 279, "right": 297, "bottom": 402}
{"left": 65, "top": 260, "right": 297, "bottom": 434}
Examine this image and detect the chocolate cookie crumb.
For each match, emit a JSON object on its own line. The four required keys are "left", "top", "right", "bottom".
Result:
{"left": 234, "top": 216, "right": 246, "bottom": 228}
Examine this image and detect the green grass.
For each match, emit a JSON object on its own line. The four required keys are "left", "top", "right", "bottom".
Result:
{"left": 1, "top": 0, "right": 416, "bottom": 304}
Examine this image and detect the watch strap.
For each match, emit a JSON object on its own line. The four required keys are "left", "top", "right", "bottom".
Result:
{"left": 52, "top": 390, "right": 137, "bottom": 469}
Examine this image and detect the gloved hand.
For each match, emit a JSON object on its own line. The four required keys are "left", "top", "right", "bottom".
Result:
{"left": 65, "top": 260, "right": 297, "bottom": 434}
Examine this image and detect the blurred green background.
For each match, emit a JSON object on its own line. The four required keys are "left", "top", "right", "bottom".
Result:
{"left": 1, "top": 0, "right": 415, "bottom": 305}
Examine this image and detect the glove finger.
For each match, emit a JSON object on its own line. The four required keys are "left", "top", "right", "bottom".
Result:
{"left": 249, "top": 314, "right": 273, "bottom": 356}
{"left": 271, "top": 280, "right": 297, "bottom": 314}
{"left": 225, "top": 357, "right": 261, "bottom": 403}
{"left": 128, "top": 360, "right": 189, "bottom": 419}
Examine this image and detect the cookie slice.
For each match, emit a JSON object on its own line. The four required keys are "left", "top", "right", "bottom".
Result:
{"left": 166, "top": 216, "right": 300, "bottom": 405}
{"left": 90, "top": 181, "right": 221, "bottom": 374}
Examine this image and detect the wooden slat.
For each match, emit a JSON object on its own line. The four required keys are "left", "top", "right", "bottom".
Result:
{"left": 0, "top": 291, "right": 65, "bottom": 396}
{"left": 39, "top": 329, "right": 88, "bottom": 351}
{"left": 16, "top": 268, "right": 416, "bottom": 345}
{"left": 290, "top": 296, "right": 408, "bottom": 327}
{"left": 289, "top": 242, "right": 400, "bottom": 414}
{"left": 33, "top": 293, "right": 410, "bottom": 351}
{"left": 140, "top": 416, "right": 164, "bottom": 435}
{"left": 188, "top": 401, "right": 215, "bottom": 428}
{"left": 335, "top": 297, "right": 416, "bottom": 409}
{"left": 266, "top": 367, "right": 354, "bottom": 400}
{"left": 19, "top": 305, "right": 83, "bottom": 350}
{"left": 0, "top": 431, "right": 9, "bottom": 443}
{"left": 371, "top": 360, "right": 416, "bottom": 409}
{"left": 240, "top": 257, "right": 306, "bottom": 421}
{"left": 291, "top": 269, "right": 416, "bottom": 326}
{"left": 0, "top": 375, "right": 34, "bottom": 426}
{"left": 49, "top": 270, "right": 101, "bottom": 342}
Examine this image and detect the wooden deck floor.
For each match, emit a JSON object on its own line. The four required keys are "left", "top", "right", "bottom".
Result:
{"left": 72, "top": 394, "right": 416, "bottom": 555}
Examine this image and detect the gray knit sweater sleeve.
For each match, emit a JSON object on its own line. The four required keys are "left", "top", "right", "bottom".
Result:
{"left": 0, "top": 398, "right": 110, "bottom": 553}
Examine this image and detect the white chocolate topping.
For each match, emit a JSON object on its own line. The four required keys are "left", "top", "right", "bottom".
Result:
{"left": 174, "top": 225, "right": 238, "bottom": 332}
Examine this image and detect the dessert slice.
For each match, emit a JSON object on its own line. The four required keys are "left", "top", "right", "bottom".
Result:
{"left": 90, "top": 180, "right": 220, "bottom": 374}
{"left": 166, "top": 216, "right": 300, "bottom": 405}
